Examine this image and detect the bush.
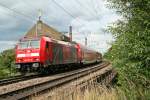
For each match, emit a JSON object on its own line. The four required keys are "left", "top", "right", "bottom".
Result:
{"left": 104, "top": 0, "right": 150, "bottom": 99}
{"left": 0, "top": 49, "right": 16, "bottom": 78}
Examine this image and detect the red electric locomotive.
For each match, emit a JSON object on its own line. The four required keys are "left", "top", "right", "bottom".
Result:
{"left": 15, "top": 36, "right": 102, "bottom": 73}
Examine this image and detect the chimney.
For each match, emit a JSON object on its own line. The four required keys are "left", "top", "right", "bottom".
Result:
{"left": 69, "top": 26, "right": 72, "bottom": 41}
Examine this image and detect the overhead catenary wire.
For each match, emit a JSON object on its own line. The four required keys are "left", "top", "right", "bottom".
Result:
{"left": 0, "top": 2, "right": 35, "bottom": 22}
{"left": 20, "top": 0, "right": 44, "bottom": 20}
{"left": 51, "top": 0, "right": 90, "bottom": 39}
{"left": 75, "top": 0, "right": 97, "bottom": 18}
{"left": 51, "top": 0, "right": 76, "bottom": 19}
{"left": 75, "top": 0, "right": 104, "bottom": 47}
{"left": 51, "top": 0, "right": 81, "bottom": 24}
{"left": 20, "top": 0, "right": 38, "bottom": 12}
{"left": 90, "top": 0, "right": 102, "bottom": 20}
{"left": 21, "top": 0, "right": 58, "bottom": 23}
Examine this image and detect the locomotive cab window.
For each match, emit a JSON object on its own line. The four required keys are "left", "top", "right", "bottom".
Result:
{"left": 30, "top": 40, "right": 40, "bottom": 48}
{"left": 18, "top": 40, "right": 40, "bottom": 49}
{"left": 18, "top": 41, "right": 28, "bottom": 49}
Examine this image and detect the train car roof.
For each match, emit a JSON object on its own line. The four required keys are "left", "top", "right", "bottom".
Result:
{"left": 42, "top": 36, "right": 76, "bottom": 47}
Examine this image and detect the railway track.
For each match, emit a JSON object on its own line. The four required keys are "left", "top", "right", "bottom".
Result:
{"left": 0, "top": 73, "right": 39, "bottom": 86}
{"left": 0, "top": 61, "right": 114, "bottom": 100}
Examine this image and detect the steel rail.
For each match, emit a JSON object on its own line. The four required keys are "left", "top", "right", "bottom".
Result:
{"left": 0, "top": 62, "right": 109, "bottom": 100}
{"left": 0, "top": 73, "right": 39, "bottom": 86}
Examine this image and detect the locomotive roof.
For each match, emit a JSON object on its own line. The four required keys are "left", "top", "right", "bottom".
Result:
{"left": 19, "top": 37, "right": 40, "bottom": 41}
{"left": 50, "top": 37, "right": 76, "bottom": 46}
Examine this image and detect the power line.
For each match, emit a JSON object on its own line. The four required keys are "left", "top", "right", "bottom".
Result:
{"left": 21, "top": 0, "right": 38, "bottom": 11}
{"left": 75, "top": 0, "right": 96, "bottom": 17}
{"left": 75, "top": 0, "right": 103, "bottom": 28}
{"left": 51, "top": 0, "right": 80, "bottom": 23}
{"left": 51, "top": 0, "right": 91, "bottom": 40}
{"left": 20, "top": 0, "right": 40, "bottom": 17}
{"left": 51, "top": 0, "right": 75, "bottom": 19}
{"left": 90, "top": 0, "right": 101, "bottom": 19}
{"left": 51, "top": 0, "right": 101, "bottom": 28}
{"left": 0, "top": 3, "right": 34, "bottom": 22}
{"left": 76, "top": 0, "right": 103, "bottom": 28}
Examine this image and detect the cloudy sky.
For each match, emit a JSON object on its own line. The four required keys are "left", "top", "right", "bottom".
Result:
{"left": 0, "top": 0, "right": 120, "bottom": 53}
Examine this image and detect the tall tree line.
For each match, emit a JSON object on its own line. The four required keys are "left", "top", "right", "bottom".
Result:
{"left": 105, "top": 0, "right": 150, "bottom": 99}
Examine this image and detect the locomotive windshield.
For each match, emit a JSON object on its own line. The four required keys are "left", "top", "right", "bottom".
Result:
{"left": 18, "top": 40, "right": 40, "bottom": 49}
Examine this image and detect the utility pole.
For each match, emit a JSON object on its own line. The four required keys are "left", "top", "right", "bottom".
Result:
{"left": 85, "top": 37, "right": 87, "bottom": 46}
{"left": 38, "top": 9, "right": 42, "bottom": 21}
{"left": 69, "top": 26, "right": 72, "bottom": 41}
{"left": 36, "top": 9, "right": 42, "bottom": 37}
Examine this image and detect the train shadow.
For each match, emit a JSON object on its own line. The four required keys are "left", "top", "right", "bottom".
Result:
{"left": 39, "top": 61, "right": 102, "bottom": 76}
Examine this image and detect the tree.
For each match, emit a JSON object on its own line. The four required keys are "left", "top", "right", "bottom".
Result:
{"left": 105, "top": 0, "right": 150, "bottom": 99}
{"left": 0, "top": 49, "right": 16, "bottom": 78}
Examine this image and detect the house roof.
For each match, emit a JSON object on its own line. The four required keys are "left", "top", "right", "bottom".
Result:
{"left": 24, "top": 20, "right": 70, "bottom": 41}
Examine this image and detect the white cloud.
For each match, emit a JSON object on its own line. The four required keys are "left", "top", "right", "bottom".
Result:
{"left": 71, "top": 32, "right": 114, "bottom": 54}
{"left": 0, "top": 41, "right": 16, "bottom": 52}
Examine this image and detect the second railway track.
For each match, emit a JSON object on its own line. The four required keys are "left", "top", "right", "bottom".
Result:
{"left": 0, "top": 73, "right": 40, "bottom": 86}
{"left": 0, "top": 61, "right": 113, "bottom": 100}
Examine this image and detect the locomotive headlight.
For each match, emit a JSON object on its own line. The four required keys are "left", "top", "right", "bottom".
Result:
{"left": 32, "top": 63, "right": 39, "bottom": 68}
{"left": 31, "top": 53, "right": 39, "bottom": 56}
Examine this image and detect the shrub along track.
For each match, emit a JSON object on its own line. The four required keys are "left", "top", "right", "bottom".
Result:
{"left": 0, "top": 61, "right": 115, "bottom": 100}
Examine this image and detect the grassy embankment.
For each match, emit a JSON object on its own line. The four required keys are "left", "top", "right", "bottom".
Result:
{"left": 32, "top": 83, "right": 128, "bottom": 100}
